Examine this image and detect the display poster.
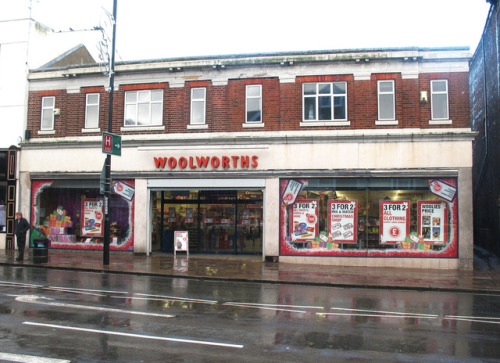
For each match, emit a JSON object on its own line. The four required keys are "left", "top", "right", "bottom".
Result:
{"left": 291, "top": 199, "right": 319, "bottom": 241}
{"left": 81, "top": 199, "right": 104, "bottom": 237}
{"left": 418, "top": 201, "right": 448, "bottom": 244}
{"left": 429, "top": 180, "right": 456, "bottom": 202}
{"left": 328, "top": 200, "right": 358, "bottom": 243}
{"left": 282, "top": 179, "right": 304, "bottom": 205}
{"left": 380, "top": 200, "right": 410, "bottom": 244}
{"left": 174, "top": 231, "right": 189, "bottom": 257}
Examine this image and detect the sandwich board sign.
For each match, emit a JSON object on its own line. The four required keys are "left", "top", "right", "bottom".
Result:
{"left": 174, "top": 231, "right": 189, "bottom": 257}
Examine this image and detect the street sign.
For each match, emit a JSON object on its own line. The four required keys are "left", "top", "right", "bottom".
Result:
{"left": 102, "top": 132, "right": 121, "bottom": 156}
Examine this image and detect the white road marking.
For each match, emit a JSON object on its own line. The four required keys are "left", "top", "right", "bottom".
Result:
{"left": 318, "top": 312, "right": 438, "bottom": 319}
{"left": 444, "top": 315, "right": 500, "bottom": 324}
{"left": 0, "top": 352, "right": 70, "bottom": 363}
{"left": 0, "top": 281, "right": 43, "bottom": 288}
{"left": 117, "top": 295, "right": 218, "bottom": 305}
{"left": 23, "top": 322, "right": 244, "bottom": 349}
{"left": 15, "top": 295, "right": 175, "bottom": 318}
{"left": 223, "top": 302, "right": 307, "bottom": 313}
{"left": 329, "top": 307, "right": 438, "bottom": 318}
{"left": 225, "top": 302, "right": 323, "bottom": 309}
{"left": 133, "top": 292, "right": 218, "bottom": 304}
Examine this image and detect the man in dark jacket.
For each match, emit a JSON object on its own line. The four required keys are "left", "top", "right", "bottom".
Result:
{"left": 14, "top": 212, "right": 30, "bottom": 261}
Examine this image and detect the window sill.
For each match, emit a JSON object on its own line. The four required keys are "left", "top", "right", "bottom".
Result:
{"left": 38, "top": 130, "right": 55, "bottom": 135}
{"left": 81, "top": 128, "right": 101, "bottom": 133}
{"left": 429, "top": 119, "right": 452, "bottom": 125}
{"left": 242, "top": 123, "right": 265, "bottom": 128}
{"left": 121, "top": 125, "right": 165, "bottom": 132}
{"left": 300, "top": 120, "right": 351, "bottom": 127}
{"left": 187, "top": 124, "right": 208, "bottom": 130}
{"left": 375, "top": 120, "right": 398, "bottom": 126}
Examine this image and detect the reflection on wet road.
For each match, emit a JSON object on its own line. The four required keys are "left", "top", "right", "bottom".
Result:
{"left": 1, "top": 265, "right": 500, "bottom": 362}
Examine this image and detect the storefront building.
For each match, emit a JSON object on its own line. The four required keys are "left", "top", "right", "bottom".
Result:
{"left": 21, "top": 47, "right": 475, "bottom": 269}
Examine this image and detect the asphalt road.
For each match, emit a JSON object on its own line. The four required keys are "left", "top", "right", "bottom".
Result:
{"left": 1, "top": 265, "right": 500, "bottom": 362}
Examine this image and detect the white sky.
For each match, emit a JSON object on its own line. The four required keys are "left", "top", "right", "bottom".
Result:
{"left": 29, "top": 0, "right": 492, "bottom": 62}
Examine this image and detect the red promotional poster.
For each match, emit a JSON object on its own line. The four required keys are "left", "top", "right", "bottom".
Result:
{"left": 81, "top": 199, "right": 104, "bottom": 237}
{"left": 380, "top": 200, "right": 410, "bottom": 244}
{"left": 290, "top": 200, "right": 319, "bottom": 241}
{"left": 418, "top": 201, "right": 448, "bottom": 244}
{"left": 328, "top": 200, "right": 358, "bottom": 243}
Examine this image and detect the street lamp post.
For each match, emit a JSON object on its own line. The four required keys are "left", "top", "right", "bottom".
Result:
{"left": 103, "top": 0, "right": 117, "bottom": 266}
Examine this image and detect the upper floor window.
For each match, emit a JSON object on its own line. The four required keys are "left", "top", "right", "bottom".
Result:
{"left": 377, "top": 80, "right": 395, "bottom": 121}
{"left": 41, "top": 96, "right": 55, "bottom": 130}
{"left": 124, "top": 89, "right": 163, "bottom": 126}
{"left": 190, "top": 88, "right": 206, "bottom": 125}
{"left": 85, "top": 93, "right": 100, "bottom": 129}
{"left": 431, "top": 80, "right": 449, "bottom": 120}
{"left": 246, "top": 85, "right": 262, "bottom": 123}
{"left": 303, "top": 82, "right": 347, "bottom": 121}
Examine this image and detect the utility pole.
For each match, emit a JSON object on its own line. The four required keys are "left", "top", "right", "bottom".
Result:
{"left": 103, "top": 0, "right": 117, "bottom": 265}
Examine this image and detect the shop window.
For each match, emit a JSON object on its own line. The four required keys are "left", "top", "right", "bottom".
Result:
{"left": 303, "top": 82, "right": 347, "bottom": 121}
{"left": 246, "top": 85, "right": 262, "bottom": 123}
{"left": 85, "top": 93, "right": 100, "bottom": 129}
{"left": 124, "top": 89, "right": 163, "bottom": 126}
{"left": 190, "top": 88, "right": 206, "bottom": 125}
{"left": 280, "top": 178, "right": 458, "bottom": 257}
{"left": 41, "top": 96, "right": 55, "bottom": 130}
{"left": 377, "top": 80, "right": 395, "bottom": 121}
{"left": 431, "top": 80, "right": 449, "bottom": 120}
{"left": 31, "top": 179, "right": 135, "bottom": 251}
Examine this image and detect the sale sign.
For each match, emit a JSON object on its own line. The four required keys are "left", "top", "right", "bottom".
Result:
{"left": 291, "top": 200, "right": 319, "bottom": 241}
{"left": 380, "top": 200, "right": 410, "bottom": 244}
{"left": 418, "top": 201, "right": 448, "bottom": 244}
{"left": 429, "top": 180, "right": 456, "bottom": 202}
{"left": 81, "top": 199, "right": 104, "bottom": 237}
{"left": 328, "top": 200, "right": 358, "bottom": 243}
{"left": 282, "top": 179, "right": 304, "bottom": 205}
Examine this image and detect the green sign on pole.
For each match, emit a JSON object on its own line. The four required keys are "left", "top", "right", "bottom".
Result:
{"left": 102, "top": 132, "right": 121, "bottom": 156}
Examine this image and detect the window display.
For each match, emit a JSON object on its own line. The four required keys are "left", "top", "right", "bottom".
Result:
{"left": 31, "top": 180, "right": 134, "bottom": 251}
{"left": 280, "top": 178, "right": 458, "bottom": 257}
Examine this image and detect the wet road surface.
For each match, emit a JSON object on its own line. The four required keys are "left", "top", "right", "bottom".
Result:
{"left": 1, "top": 265, "right": 500, "bottom": 362}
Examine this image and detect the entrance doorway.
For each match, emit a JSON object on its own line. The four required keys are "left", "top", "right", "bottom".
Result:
{"left": 151, "top": 189, "right": 263, "bottom": 255}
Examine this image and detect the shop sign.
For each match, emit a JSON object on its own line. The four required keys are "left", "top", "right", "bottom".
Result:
{"left": 282, "top": 179, "right": 305, "bottom": 206}
{"left": 380, "top": 200, "right": 410, "bottom": 244}
{"left": 81, "top": 199, "right": 104, "bottom": 237}
{"left": 328, "top": 200, "right": 358, "bottom": 243}
{"left": 429, "top": 180, "right": 456, "bottom": 202}
{"left": 291, "top": 200, "right": 319, "bottom": 241}
{"left": 418, "top": 201, "right": 448, "bottom": 244}
{"left": 112, "top": 181, "right": 135, "bottom": 200}
{"left": 154, "top": 155, "right": 258, "bottom": 170}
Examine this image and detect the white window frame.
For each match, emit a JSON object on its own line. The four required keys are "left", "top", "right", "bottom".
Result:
{"left": 302, "top": 82, "right": 348, "bottom": 122}
{"left": 190, "top": 87, "right": 206, "bottom": 125}
{"left": 124, "top": 89, "right": 163, "bottom": 127}
{"left": 245, "top": 84, "right": 262, "bottom": 123}
{"left": 430, "top": 79, "right": 449, "bottom": 121}
{"left": 41, "top": 96, "right": 55, "bottom": 130}
{"left": 377, "top": 80, "right": 395, "bottom": 121}
{"left": 85, "top": 93, "right": 100, "bottom": 130}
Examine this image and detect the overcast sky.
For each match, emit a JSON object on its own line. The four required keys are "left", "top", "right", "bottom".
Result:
{"left": 29, "top": 0, "right": 492, "bottom": 62}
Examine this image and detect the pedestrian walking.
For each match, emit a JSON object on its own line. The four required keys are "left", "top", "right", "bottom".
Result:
{"left": 14, "top": 211, "right": 30, "bottom": 261}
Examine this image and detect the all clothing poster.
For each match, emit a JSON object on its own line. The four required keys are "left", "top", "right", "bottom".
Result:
{"left": 81, "top": 199, "right": 104, "bottom": 237}
{"left": 328, "top": 200, "right": 358, "bottom": 243}
{"left": 380, "top": 200, "right": 410, "bottom": 244}
{"left": 418, "top": 201, "right": 448, "bottom": 244}
{"left": 291, "top": 200, "right": 319, "bottom": 241}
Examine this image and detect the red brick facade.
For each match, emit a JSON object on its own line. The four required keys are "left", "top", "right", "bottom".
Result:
{"left": 27, "top": 71, "right": 470, "bottom": 138}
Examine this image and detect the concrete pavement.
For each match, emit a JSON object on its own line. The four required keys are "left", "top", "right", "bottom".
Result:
{"left": 1, "top": 247, "right": 500, "bottom": 294}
